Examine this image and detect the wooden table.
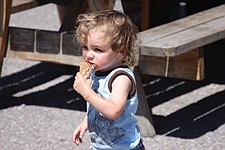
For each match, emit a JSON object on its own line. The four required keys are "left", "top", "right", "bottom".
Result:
{"left": 1, "top": 0, "right": 225, "bottom": 138}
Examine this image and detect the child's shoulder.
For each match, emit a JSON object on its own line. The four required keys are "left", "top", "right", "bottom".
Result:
{"left": 109, "top": 67, "right": 135, "bottom": 84}
{"left": 110, "top": 67, "right": 134, "bottom": 77}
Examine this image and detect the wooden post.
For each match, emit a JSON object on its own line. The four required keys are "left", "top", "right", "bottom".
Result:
{"left": 0, "top": 0, "right": 12, "bottom": 73}
{"left": 134, "top": 67, "right": 156, "bottom": 137}
{"left": 141, "top": 0, "right": 150, "bottom": 30}
{"left": 59, "top": 0, "right": 86, "bottom": 32}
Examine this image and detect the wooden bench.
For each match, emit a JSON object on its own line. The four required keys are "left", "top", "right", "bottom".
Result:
{"left": 139, "top": 4, "right": 225, "bottom": 80}
{"left": 1, "top": 1, "right": 225, "bottom": 137}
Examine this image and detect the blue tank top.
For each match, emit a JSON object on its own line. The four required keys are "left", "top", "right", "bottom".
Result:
{"left": 87, "top": 67, "right": 141, "bottom": 149}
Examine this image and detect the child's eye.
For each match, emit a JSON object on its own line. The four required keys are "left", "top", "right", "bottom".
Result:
{"left": 94, "top": 48, "right": 103, "bottom": 53}
{"left": 81, "top": 46, "right": 88, "bottom": 51}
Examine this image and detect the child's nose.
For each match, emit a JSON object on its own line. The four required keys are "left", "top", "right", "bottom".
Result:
{"left": 86, "top": 50, "right": 94, "bottom": 60}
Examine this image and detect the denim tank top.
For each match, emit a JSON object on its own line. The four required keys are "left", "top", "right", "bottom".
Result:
{"left": 87, "top": 67, "right": 141, "bottom": 149}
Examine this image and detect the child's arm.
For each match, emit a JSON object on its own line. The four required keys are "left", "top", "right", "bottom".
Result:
{"left": 72, "top": 115, "right": 88, "bottom": 145}
{"left": 74, "top": 72, "right": 132, "bottom": 120}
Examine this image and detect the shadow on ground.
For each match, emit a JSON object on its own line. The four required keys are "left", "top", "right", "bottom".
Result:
{"left": 144, "top": 40, "right": 225, "bottom": 139}
{"left": 0, "top": 40, "right": 224, "bottom": 139}
{"left": 0, "top": 62, "right": 86, "bottom": 111}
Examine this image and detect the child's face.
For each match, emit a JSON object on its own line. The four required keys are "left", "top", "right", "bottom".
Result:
{"left": 82, "top": 27, "right": 123, "bottom": 72}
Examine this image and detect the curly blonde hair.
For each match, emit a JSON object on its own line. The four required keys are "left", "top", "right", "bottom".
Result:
{"left": 75, "top": 10, "right": 140, "bottom": 67}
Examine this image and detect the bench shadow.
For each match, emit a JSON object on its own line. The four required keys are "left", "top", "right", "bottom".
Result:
{"left": 145, "top": 40, "right": 225, "bottom": 138}
{"left": 0, "top": 40, "right": 224, "bottom": 139}
{"left": 0, "top": 62, "right": 86, "bottom": 111}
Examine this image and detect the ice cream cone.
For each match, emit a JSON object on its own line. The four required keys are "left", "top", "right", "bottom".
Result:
{"left": 79, "top": 61, "right": 92, "bottom": 78}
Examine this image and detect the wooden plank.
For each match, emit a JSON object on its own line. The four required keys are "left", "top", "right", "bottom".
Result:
{"left": 139, "top": 48, "right": 205, "bottom": 80}
{"left": 62, "top": 33, "right": 82, "bottom": 56}
{"left": 6, "top": 49, "right": 83, "bottom": 66}
{"left": 141, "top": 16, "right": 225, "bottom": 57}
{"left": 140, "top": 4, "right": 225, "bottom": 44}
{"left": 9, "top": 27, "right": 82, "bottom": 56}
{"left": 139, "top": 4, "right": 225, "bottom": 57}
{"left": 36, "top": 30, "right": 60, "bottom": 54}
{"left": 9, "top": 27, "right": 35, "bottom": 52}
{"left": 11, "top": 0, "right": 39, "bottom": 14}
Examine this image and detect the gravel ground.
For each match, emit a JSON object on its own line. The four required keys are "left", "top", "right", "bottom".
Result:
{"left": 0, "top": 3, "right": 225, "bottom": 150}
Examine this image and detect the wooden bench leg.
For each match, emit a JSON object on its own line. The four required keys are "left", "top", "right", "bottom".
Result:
{"left": 141, "top": 0, "right": 150, "bottom": 30}
{"left": 0, "top": 0, "right": 12, "bottom": 74}
{"left": 59, "top": 0, "right": 86, "bottom": 32}
{"left": 134, "top": 67, "right": 156, "bottom": 137}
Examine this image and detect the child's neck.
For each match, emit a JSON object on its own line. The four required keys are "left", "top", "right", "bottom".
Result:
{"left": 95, "top": 65, "right": 128, "bottom": 76}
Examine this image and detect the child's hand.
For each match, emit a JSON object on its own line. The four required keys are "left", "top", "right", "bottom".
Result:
{"left": 73, "top": 117, "right": 88, "bottom": 145}
{"left": 73, "top": 72, "right": 92, "bottom": 99}
{"left": 72, "top": 126, "right": 85, "bottom": 145}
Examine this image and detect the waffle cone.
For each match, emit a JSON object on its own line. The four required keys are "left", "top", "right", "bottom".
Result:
{"left": 79, "top": 61, "right": 92, "bottom": 78}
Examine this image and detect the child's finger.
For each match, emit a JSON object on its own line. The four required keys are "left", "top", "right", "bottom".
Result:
{"left": 72, "top": 130, "right": 80, "bottom": 144}
{"left": 78, "top": 137, "right": 83, "bottom": 144}
{"left": 79, "top": 129, "right": 86, "bottom": 140}
{"left": 74, "top": 136, "right": 81, "bottom": 145}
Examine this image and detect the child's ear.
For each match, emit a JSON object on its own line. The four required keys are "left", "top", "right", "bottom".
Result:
{"left": 119, "top": 47, "right": 127, "bottom": 56}
{"left": 118, "top": 48, "right": 127, "bottom": 61}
